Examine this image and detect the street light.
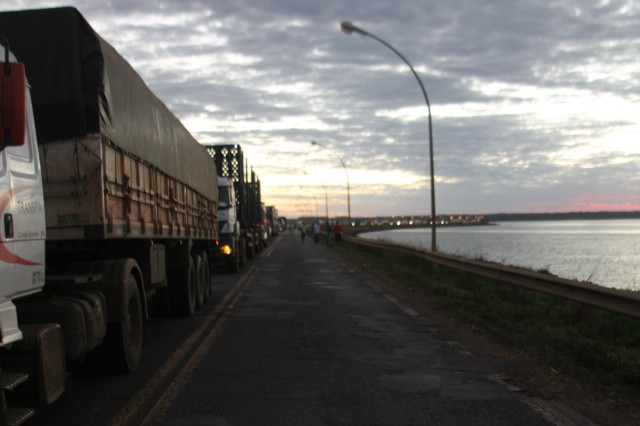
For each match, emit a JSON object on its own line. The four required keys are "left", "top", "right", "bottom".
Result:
{"left": 340, "top": 21, "right": 437, "bottom": 251}
{"left": 300, "top": 186, "right": 319, "bottom": 221}
{"left": 305, "top": 171, "right": 330, "bottom": 226}
{"left": 319, "top": 183, "right": 329, "bottom": 226}
{"left": 310, "top": 140, "right": 351, "bottom": 226}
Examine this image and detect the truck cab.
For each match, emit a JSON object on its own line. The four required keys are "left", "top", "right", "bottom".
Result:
{"left": 1, "top": 41, "right": 67, "bottom": 424}
{"left": 218, "top": 176, "right": 238, "bottom": 236}
{"left": 215, "top": 176, "right": 244, "bottom": 272}
{"left": 0, "top": 48, "right": 46, "bottom": 347}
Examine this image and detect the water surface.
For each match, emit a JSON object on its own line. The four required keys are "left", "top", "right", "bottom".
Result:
{"left": 359, "top": 220, "right": 640, "bottom": 290}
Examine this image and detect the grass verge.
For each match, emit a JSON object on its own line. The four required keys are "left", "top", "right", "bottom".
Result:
{"left": 330, "top": 237, "right": 640, "bottom": 403}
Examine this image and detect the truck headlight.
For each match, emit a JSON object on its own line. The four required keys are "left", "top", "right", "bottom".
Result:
{"left": 220, "top": 244, "right": 232, "bottom": 255}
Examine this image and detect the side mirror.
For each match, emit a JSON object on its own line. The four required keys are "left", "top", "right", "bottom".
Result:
{"left": 0, "top": 61, "right": 27, "bottom": 148}
{"left": 0, "top": 34, "right": 27, "bottom": 149}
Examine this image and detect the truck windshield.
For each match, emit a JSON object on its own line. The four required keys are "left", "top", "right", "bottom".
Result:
{"left": 218, "top": 185, "right": 230, "bottom": 207}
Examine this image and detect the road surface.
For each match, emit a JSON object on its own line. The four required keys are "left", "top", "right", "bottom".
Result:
{"left": 28, "top": 232, "right": 593, "bottom": 425}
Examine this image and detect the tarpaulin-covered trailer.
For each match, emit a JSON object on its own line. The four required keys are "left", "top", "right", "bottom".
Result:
{"left": 0, "top": 8, "right": 220, "bottom": 397}
{"left": 0, "top": 7, "right": 218, "bottom": 241}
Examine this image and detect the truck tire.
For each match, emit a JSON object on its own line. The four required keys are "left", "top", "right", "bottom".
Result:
{"left": 192, "top": 253, "right": 205, "bottom": 308}
{"left": 199, "top": 251, "right": 211, "bottom": 301}
{"left": 229, "top": 250, "right": 240, "bottom": 273}
{"left": 170, "top": 257, "right": 196, "bottom": 317}
{"left": 66, "top": 259, "right": 145, "bottom": 372}
{"left": 107, "top": 269, "right": 143, "bottom": 373}
{"left": 239, "top": 238, "right": 247, "bottom": 268}
{"left": 152, "top": 286, "right": 171, "bottom": 317}
{"left": 246, "top": 237, "right": 254, "bottom": 259}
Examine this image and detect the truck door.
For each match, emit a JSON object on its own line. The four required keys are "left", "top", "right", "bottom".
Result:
{"left": 0, "top": 93, "right": 46, "bottom": 302}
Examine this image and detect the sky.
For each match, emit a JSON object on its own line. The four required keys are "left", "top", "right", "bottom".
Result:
{"left": 2, "top": 0, "right": 639, "bottom": 219}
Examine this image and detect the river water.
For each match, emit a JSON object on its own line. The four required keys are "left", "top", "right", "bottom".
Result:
{"left": 358, "top": 219, "right": 640, "bottom": 291}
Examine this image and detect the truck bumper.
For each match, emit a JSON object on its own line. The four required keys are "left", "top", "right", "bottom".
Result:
{"left": 0, "top": 300, "right": 22, "bottom": 346}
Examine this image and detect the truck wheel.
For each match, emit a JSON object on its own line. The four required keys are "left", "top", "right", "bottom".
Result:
{"left": 108, "top": 271, "right": 143, "bottom": 373}
{"left": 239, "top": 238, "right": 247, "bottom": 267}
{"left": 192, "top": 253, "right": 205, "bottom": 308}
{"left": 171, "top": 257, "right": 196, "bottom": 316}
{"left": 229, "top": 252, "right": 240, "bottom": 273}
{"left": 246, "top": 237, "right": 254, "bottom": 259}
{"left": 199, "top": 251, "right": 212, "bottom": 301}
{"left": 253, "top": 234, "right": 262, "bottom": 256}
{"left": 152, "top": 286, "right": 171, "bottom": 317}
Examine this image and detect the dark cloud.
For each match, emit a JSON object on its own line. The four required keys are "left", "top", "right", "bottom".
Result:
{"left": 3, "top": 0, "right": 638, "bottom": 216}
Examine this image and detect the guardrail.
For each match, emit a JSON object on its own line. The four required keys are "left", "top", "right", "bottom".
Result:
{"left": 344, "top": 235, "right": 640, "bottom": 320}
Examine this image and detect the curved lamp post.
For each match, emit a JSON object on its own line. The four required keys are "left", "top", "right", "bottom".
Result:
{"left": 310, "top": 140, "right": 351, "bottom": 226}
{"left": 304, "top": 171, "right": 330, "bottom": 225}
{"left": 320, "top": 183, "right": 329, "bottom": 226}
{"left": 300, "top": 187, "right": 319, "bottom": 221}
{"left": 340, "top": 21, "right": 437, "bottom": 251}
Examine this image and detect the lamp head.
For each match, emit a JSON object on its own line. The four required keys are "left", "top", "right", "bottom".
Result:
{"left": 340, "top": 22, "right": 355, "bottom": 34}
{"left": 340, "top": 21, "right": 367, "bottom": 36}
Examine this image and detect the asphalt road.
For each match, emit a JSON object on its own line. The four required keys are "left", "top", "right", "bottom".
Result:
{"left": 27, "top": 232, "right": 571, "bottom": 425}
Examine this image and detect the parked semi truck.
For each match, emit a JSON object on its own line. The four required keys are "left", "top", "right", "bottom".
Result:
{"left": 266, "top": 205, "right": 282, "bottom": 236}
{"left": 214, "top": 175, "right": 246, "bottom": 272}
{"left": 205, "top": 145, "right": 268, "bottom": 272}
{"left": 0, "top": 7, "right": 218, "bottom": 422}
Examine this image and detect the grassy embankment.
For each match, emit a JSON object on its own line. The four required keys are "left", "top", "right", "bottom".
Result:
{"left": 329, "top": 234, "right": 640, "bottom": 403}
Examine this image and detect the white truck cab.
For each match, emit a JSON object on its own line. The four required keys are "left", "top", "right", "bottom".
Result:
{"left": 0, "top": 45, "right": 46, "bottom": 347}
{"left": 215, "top": 175, "right": 244, "bottom": 271}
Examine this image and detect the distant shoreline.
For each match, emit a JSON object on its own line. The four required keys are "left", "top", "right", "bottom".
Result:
{"left": 483, "top": 211, "right": 640, "bottom": 222}
{"left": 347, "top": 211, "right": 640, "bottom": 235}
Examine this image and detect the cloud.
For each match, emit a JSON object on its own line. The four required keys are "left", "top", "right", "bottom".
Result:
{"left": 1, "top": 0, "right": 638, "bottom": 218}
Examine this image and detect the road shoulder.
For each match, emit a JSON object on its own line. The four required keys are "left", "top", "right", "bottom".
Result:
{"left": 328, "top": 244, "right": 640, "bottom": 426}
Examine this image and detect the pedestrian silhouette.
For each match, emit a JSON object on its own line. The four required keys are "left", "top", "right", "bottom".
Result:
{"left": 299, "top": 222, "right": 306, "bottom": 243}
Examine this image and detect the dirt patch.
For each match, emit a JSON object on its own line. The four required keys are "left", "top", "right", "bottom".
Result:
{"left": 338, "top": 251, "right": 640, "bottom": 426}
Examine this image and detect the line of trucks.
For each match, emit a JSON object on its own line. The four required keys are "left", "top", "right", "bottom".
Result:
{"left": 0, "top": 7, "right": 277, "bottom": 425}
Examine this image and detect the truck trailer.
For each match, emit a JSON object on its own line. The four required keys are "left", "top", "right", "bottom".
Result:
{"left": 0, "top": 7, "right": 218, "bottom": 422}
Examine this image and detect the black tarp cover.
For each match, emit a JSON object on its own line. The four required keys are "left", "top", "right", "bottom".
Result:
{"left": 0, "top": 7, "right": 217, "bottom": 201}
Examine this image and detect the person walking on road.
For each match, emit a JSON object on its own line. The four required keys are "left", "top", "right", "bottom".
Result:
{"left": 299, "top": 222, "right": 306, "bottom": 243}
{"left": 312, "top": 222, "right": 320, "bottom": 244}
{"left": 333, "top": 221, "right": 343, "bottom": 243}
{"left": 325, "top": 221, "right": 333, "bottom": 245}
